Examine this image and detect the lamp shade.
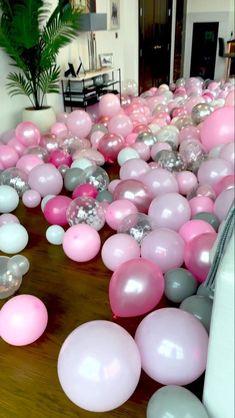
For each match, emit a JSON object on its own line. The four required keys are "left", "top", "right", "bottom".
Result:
{"left": 79, "top": 13, "right": 107, "bottom": 31}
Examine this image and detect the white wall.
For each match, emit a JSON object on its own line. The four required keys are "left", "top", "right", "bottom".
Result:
{"left": 0, "top": 0, "right": 139, "bottom": 134}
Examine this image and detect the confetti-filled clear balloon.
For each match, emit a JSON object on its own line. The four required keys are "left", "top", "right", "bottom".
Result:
{"left": 7, "top": 255, "right": 30, "bottom": 276}
{"left": 24, "top": 146, "right": 48, "bottom": 162}
{"left": 0, "top": 256, "right": 22, "bottom": 299}
{"left": 0, "top": 167, "right": 29, "bottom": 196}
{"left": 83, "top": 166, "right": 109, "bottom": 192}
{"left": 179, "top": 139, "right": 207, "bottom": 173}
{"left": 136, "top": 132, "right": 157, "bottom": 148}
{"left": 117, "top": 213, "right": 153, "bottom": 244}
{"left": 155, "top": 150, "right": 187, "bottom": 172}
{"left": 66, "top": 196, "right": 106, "bottom": 231}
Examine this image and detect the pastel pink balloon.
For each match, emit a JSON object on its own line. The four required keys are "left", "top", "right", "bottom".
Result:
{"left": 213, "top": 175, "right": 235, "bottom": 196}
{"left": 179, "top": 126, "right": 200, "bottom": 143}
{"left": 213, "top": 188, "right": 234, "bottom": 222}
{"left": 101, "top": 233, "right": 140, "bottom": 271}
{"left": 50, "top": 122, "right": 68, "bottom": 137}
{"left": 131, "top": 142, "right": 151, "bottom": 161}
{"left": 148, "top": 193, "right": 191, "bottom": 231}
{"left": 99, "top": 93, "right": 121, "bottom": 117}
{"left": 135, "top": 308, "right": 208, "bottom": 385}
{"left": 109, "top": 257, "right": 164, "bottom": 317}
{"left": 0, "top": 144, "right": 19, "bottom": 168}
{"left": 132, "top": 124, "right": 151, "bottom": 134}
{"left": 176, "top": 171, "right": 198, "bottom": 195}
{"left": 200, "top": 106, "right": 234, "bottom": 151}
{"left": 113, "top": 179, "right": 152, "bottom": 213}
{"left": 72, "top": 183, "right": 98, "bottom": 199}
{"left": 105, "top": 199, "right": 138, "bottom": 230}
{"left": 8, "top": 138, "right": 26, "bottom": 156}
{"left": 15, "top": 122, "right": 41, "bottom": 147}
{"left": 0, "top": 161, "right": 4, "bottom": 170}
{"left": 22, "top": 189, "right": 41, "bottom": 208}
{"left": 142, "top": 168, "right": 178, "bottom": 198}
{"left": 0, "top": 294, "right": 48, "bottom": 346}
{"left": 120, "top": 158, "right": 149, "bottom": 180}
{"left": 197, "top": 158, "right": 234, "bottom": 186}
{"left": 28, "top": 163, "right": 63, "bottom": 197}
{"left": 90, "top": 130, "right": 105, "bottom": 149}
{"left": 16, "top": 154, "right": 44, "bottom": 174}
{"left": 44, "top": 195, "right": 72, "bottom": 226}
{"left": 141, "top": 228, "right": 185, "bottom": 273}
{"left": 219, "top": 142, "right": 235, "bottom": 167}
{"left": 179, "top": 219, "right": 216, "bottom": 243}
{"left": 98, "top": 133, "right": 125, "bottom": 163}
{"left": 0, "top": 213, "right": 20, "bottom": 226}
{"left": 108, "top": 179, "right": 121, "bottom": 194}
{"left": 189, "top": 196, "right": 214, "bottom": 216}
{"left": 125, "top": 132, "right": 138, "bottom": 145}
{"left": 67, "top": 110, "right": 92, "bottom": 138}
{"left": 150, "top": 142, "right": 172, "bottom": 160}
{"left": 184, "top": 232, "right": 217, "bottom": 282}
{"left": 225, "top": 89, "right": 235, "bottom": 106}
{"left": 48, "top": 149, "right": 72, "bottom": 168}
{"left": 63, "top": 224, "right": 101, "bottom": 262}
{"left": 108, "top": 114, "right": 133, "bottom": 138}
{"left": 195, "top": 184, "right": 216, "bottom": 200}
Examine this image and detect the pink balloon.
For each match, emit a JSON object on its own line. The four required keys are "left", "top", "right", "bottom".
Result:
{"left": 135, "top": 307, "right": 208, "bottom": 385}
{"left": 113, "top": 179, "right": 152, "bottom": 213}
{"left": 50, "top": 122, "right": 68, "bottom": 137}
{"left": 197, "top": 158, "right": 234, "bottom": 186}
{"left": 109, "top": 257, "right": 164, "bottom": 317}
{"left": 67, "top": 110, "right": 92, "bottom": 138}
{"left": 99, "top": 93, "right": 121, "bottom": 117}
{"left": 0, "top": 294, "right": 48, "bottom": 346}
{"left": 98, "top": 133, "right": 125, "bottom": 163}
{"left": 86, "top": 102, "right": 101, "bottom": 122}
{"left": 150, "top": 142, "right": 172, "bottom": 160}
{"left": 105, "top": 199, "right": 138, "bottom": 230}
{"left": 8, "top": 138, "right": 26, "bottom": 156}
{"left": 108, "top": 179, "right": 121, "bottom": 193}
{"left": 0, "top": 213, "right": 20, "bottom": 226}
{"left": 108, "top": 114, "right": 133, "bottom": 138}
{"left": 28, "top": 163, "right": 63, "bottom": 197}
{"left": 148, "top": 193, "right": 191, "bottom": 231}
{"left": 56, "top": 112, "right": 69, "bottom": 124}
{"left": 44, "top": 195, "right": 72, "bottom": 226}
{"left": 225, "top": 89, "right": 235, "bottom": 106}
{"left": 119, "top": 158, "right": 149, "bottom": 180}
{"left": 185, "top": 96, "right": 205, "bottom": 114}
{"left": 72, "top": 183, "right": 98, "bottom": 199}
{"left": 90, "top": 130, "right": 105, "bottom": 149}
{"left": 16, "top": 154, "right": 44, "bottom": 174}
{"left": 219, "top": 142, "right": 235, "bottom": 167}
{"left": 141, "top": 228, "right": 185, "bottom": 273}
{"left": 63, "top": 224, "right": 101, "bottom": 262}
{"left": 125, "top": 132, "right": 138, "bottom": 145}
{"left": 176, "top": 171, "right": 198, "bottom": 195}
{"left": 184, "top": 232, "right": 217, "bottom": 282}
{"left": 22, "top": 189, "right": 41, "bottom": 208}
{"left": 213, "top": 175, "right": 235, "bottom": 196}
{"left": 179, "top": 219, "right": 216, "bottom": 243}
{"left": 189, "top": 196, "right": 214, "bottom": 216}
{"left": 15, "top": 122, "right": 41, "bottom": 147}
{"left": 131, "top": 142, "right": 151, "bottom": 161}
{"left": 213, "top": 188, "right": 234, "bottom": 222}
{"left": 142, "top": 168, "right": 179, "bottom": 198}
{"left": 101, "top": 233, "right": 140, "bottom": 271}
{"left": 48, "top": 149, "right": 72, "bottom": 168}
{"left": 132, "top": 124, "right": 151, "bottom": 134}
{"left": 200, "top": 106, "right": 234, "bottom": 151}
{"left": 179, "top": 126, "right": 200, "bottom": 143}
{"left": 0, "top": 144, "right": 19, "bottom": 168}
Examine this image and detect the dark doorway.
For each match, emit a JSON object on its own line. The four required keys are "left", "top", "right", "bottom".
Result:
{"left": 139, "top": 0, "right": 173, "bottom": 94}
{"left": 173, "top": 0, "right": 185, "bottom": 80}
{"left": 190, "top": 22, "right": 219, "bottom": 79}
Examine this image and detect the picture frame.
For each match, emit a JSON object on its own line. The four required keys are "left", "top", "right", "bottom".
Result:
{"left": 99, "top": 53, "right": 114, "bottom": 68}
{"left": 70, "top": 0, "right": 96, "bottom": 12}
{"left": 109, "top": 0, "right": 120, "bottom": 30}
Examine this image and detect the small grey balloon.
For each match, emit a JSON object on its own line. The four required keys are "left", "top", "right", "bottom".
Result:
{"left": 136, "top": 131, "right": 157, "bottom": 148}
{"left": 191, "top": 103, "right": 214, "bottom": 125}
{"left": 164, "top": 268, "right": 198, "bottom": 303}
{"left": 192, "top": 212, "right": 220, "bottom": 231}
{"left": 96, "top": 190, "right": 113, "bottom": 203}
{"left": 147, "top": 385, "right": 209, "bottom": 418}
{"left": 64, "top": 167, "right": 86, "bottom": 192}
{"left": 180, "top": 295, "right": 213, "bottom": 332}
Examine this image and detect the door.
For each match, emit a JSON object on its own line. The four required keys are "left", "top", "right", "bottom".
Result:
{"left": 139, "top": 0, "right": 173, "bottom": 94}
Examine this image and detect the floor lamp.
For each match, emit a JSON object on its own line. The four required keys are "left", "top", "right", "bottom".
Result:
{"left": 79, "top": 13, "right": 107, "bottom": 72}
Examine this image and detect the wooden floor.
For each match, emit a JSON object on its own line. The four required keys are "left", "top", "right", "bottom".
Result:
{"left": 0, "top": 165, "right": 204, "bottom": 418}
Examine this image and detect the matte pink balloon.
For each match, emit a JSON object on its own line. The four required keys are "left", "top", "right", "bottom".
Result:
{"left": 184, "top": 232, "right": 217, "bottom": 282}
{"left": 108, "top": 114, "right": 133, "bottom": 138}
{"left": 99, "top": 93, "right": 121, "bottom": 117}
{"left": 15, "top": 122, "right": 41, "bottom": 147}
{"left": 67, "top": 110, "right": 92, "bottom": 138}
{"left": 219, "top": 142, "right": 235, "bottom": 167}
{"left": 176, "top": 171, "right": 198, "bottom": 195}
{"left": 108, "top": 179, "right": 121, "bottom": 194}
{"left": 213, "top": 175, "right": 235, "bottom": 196}
{"left": 22, "top": 189, "right": 41, "bottom": 208}
{"left": 44, "top": 195, "right": 72, "bottom": 226}
{"left": 179, "top": 126, "right": 200, "bottom": 143}
{"left": 16, "top": 154, "right": 44, "bottom": 174}
{"left": 150, "top": 142, "right": 172, "bottom": 159}
{"left": 0, "top": 144, "right": 19, "bottom": 168}
{"left": 213, "top": 188, "right": 234, "bottom": 222}
{"left": 131, "top": 142, "right": 151, "bottom": 161}
{"left": 0, "top": 213, "right": 20, "bottom": 226}
{"left": 56, "top": 112, "right": 69, "bottom": 124}
{"left": 109, "top": 257, "right": 164, "bottom": 317}
{"left": 28, "top": 163, "right": 63, "bottom": 197}
{"left": 8, "top": 138, "right": 26, "bottom": 156}
{"left": 72, "top": 183, "right": 98, "bottom": 199}
{"left": 179, "top": 219, "right": 216, "bottom": 243}
{"left": 135, "top": 308, "right": 208, "bottom": 385}
{"left": 125, "top": 132, "right": 138, "bottom": 145}
{"left": 98, "top": 133, "right": 125, "bottom": 163}
{"left": 101, "top": 233, "right": 140, "bottom": 271}
{"left": 50, "top": 122, "right": 68, "bottom": 137}
{"left": 0, "top": 294, "right": 48, "bottom": 346}
{"left": 142, "top": 168, "right": 179, "bottom": 198}
{"left": 197, "top": 158, "right": 234, "bottom": 186}
{"left": 63, "top": 224, "right": 101, "bottom": 262}
{"left": 200, "top": 106, "right": 234, "bottom": 151}
{"left": 148, "top": 193, "right": 191, "bottom": 231}
{"left": 189, "top": 196, "right": 214, "bottom": 216}
{"left": 120, "top": 158, "right": 149, "bottom": 180}
{"left": 105, "top": 199, "right": 138, "bottom": 230}
{"left": 48, "top": 149, "right": 72, "bottom": 168}
{"left": 141, "top": 228, "right": 185, "bottom": 273}
{"left": 113, "top": 179, "right": 152, "bottom": 213}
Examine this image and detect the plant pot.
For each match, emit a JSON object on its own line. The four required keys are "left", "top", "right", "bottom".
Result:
{"left": 22, "top": 107, "right": 56, "bottom": 133}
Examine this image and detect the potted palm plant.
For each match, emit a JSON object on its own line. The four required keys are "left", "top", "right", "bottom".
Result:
{"left": 0, "top": 0, "right": 82, "bottom": 132}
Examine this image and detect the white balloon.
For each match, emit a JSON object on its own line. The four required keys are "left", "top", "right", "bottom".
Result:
{"left": 41, "top": 194, "right": 55, "bottom": 212}
{"left": 0, "top": 224, "right": 29, "bottom": 254}
{"left": 117, "top": 148, "right": 140, "bottom": 166}
{"left": 71, "top": 158, "right": 94, "bottom": 170}
{"left": 0, "top": 185, "right": 19, "bottom": 213}
{"left": 46, "top": 225, "right": 65, "bottom": 245}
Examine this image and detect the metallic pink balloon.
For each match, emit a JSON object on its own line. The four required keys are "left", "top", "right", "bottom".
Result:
{"left": 105, "top": 199, "right": 138, "bottom": 230}
{"left": 109, "top": 257, "right": 164, "bottom": 317}
{"left": 15, "top": 122, "right": 41, "bottom": 147}
{"left": 98, "top": 133, "right": 125, "bottom": 163}
{"left": 197, "top": 158, "right": 234, "bottom": 186}
{"left": 108, "top": 114, "right": 133, "bottom": 138}
{"left": 189, "top": 196, "right": 214, "bottom": 216}
{"left": 213, "top": 175, "right": 235, "bottom": 196}
{"left": 119, "top": 158, "right": 149, "bottom": 180}
{"left": 113, "top": 179, "right": 152, "bottom": 213}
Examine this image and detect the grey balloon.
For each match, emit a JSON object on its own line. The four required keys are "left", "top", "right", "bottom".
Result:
{"left": 191, "top": 103, "right": 214, "bottom": 124}
{"left": 136, "top": 131, "right": 157, "bottom": 147}
{"left": 147, "top": 385, "right": 209, "bottom": 418}
{"left": 197, "top": 283, "right": 214, "bottom": 299}
{"left": 180, "top": 295, "right": 213, "bottom": 332}
{"left": 96, "top": 190, "right": 113, "bottom": 203}
{"left": 64, "top": 167, "right": 86, "bottom": 192}
{"left": 164, "top": 268, "right": 198, "bottom": 303}
{"left": 192, "top": 212, "right": 220, "bottom": 231}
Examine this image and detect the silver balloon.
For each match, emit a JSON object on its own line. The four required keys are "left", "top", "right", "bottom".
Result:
{"left": 136, "top": 131, "right": 157, "bottom": 147}
{"left": 117, "top": 213, "right": 153, "bottom": 244}
{"left": 66, "top": 196, "right": 105, "bottom": 231}
{"left": 0, "top": 167, "right": 29, "bottom": 196}
{"left": 7, "top": 255, "right": 30, "bottom": 276}
{"left": 0, "top": 256, "right": 22, "bottom": 300}
{"left": 191, "top": 103, "right": 214, "bottom": 124}
{"left": 173, "top": 115, "right": 194, "bottom": 130}
{"left": 83, "top": 166, "right": 109, "bottom": 192}
{"left": 23, "top": 146, "right": 48, "bottom": 161}
{"left": 155, "top": 150, "right": 187, "bottom": 172}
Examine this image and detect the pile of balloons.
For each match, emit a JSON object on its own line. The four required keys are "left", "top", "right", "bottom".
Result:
{"left": 0, "top": 76, "right": 234, "bottom": 416}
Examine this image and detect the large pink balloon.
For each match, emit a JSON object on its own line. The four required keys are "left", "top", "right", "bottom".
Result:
{"left": 98, "top": 133, "right": 124, "bottom": 163}
{"left": 101, "top": 233, "right": 140, "bottom": 271}
{"left": 184, "top": 232, "right": 217, "bottom": 282}
{"left": 142, "top": 168, "right": 179, "bottom": 198}
{"left": 225, "top": 89, "right": 235, "bottom": 106}
{"left": 148, "top": 193, "right": 191, "bottom": 231}
{"left": 99, "top": 93, "right": 121, "bottom": 117}
{"left": 15, "top": 121, "right": 41, "bottom": 147}
{"left": 179, "top": 219, "right": 216, "bottom": 243}
{"left": 67, "top": 110, "right": 92, "bottom": 138}
{"left": 16, "top": 154, "right": 44, "bottom": 174}
{"left": 213, "top": 188, "right": 234, "bottom": 222}
{"left": 109, "top": 257, "right": 164, "bottom": 317}
{"left": 58, "top": 320, "right": 141, "bottom": 412}
{"left": 63, "top": 224, "right": 101, "bottom": 262}
{"left": 141, "top": 228, "right": 185, "bottom": 273}
{"left": 197, "top": 158, "right": 234, "bottom": 186}
{"left": 119, "top": 158, "right": 149, "bottom": 180}
{"left": 113, "top": 179, "right": 152, "bottom": 213}
{"left": 28, "top": 163, "right": 63, "bottom": 197}
{"left": 200, "top": 106, "right": 234, "bottom": 151}
{"left": 108, "top": 114, "right": 133, "bottom": 138}
{"left": 135, "top": 308, "right": 208, "bottom": 385}
{"left": 105, "top": 199, "right": 138, "bottom": 230}
{"left": 0, "top": 144, "right": 19, "bottom": 168}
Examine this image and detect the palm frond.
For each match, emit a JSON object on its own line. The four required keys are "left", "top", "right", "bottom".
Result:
{"left": 39, "top": 65, "right": 61, "bottom": 107}
{"left": 7, "top": 72, "right": 34, "bottom": 106}
{"left": 0, "top": 28, "right": 27, "bottom": 70}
